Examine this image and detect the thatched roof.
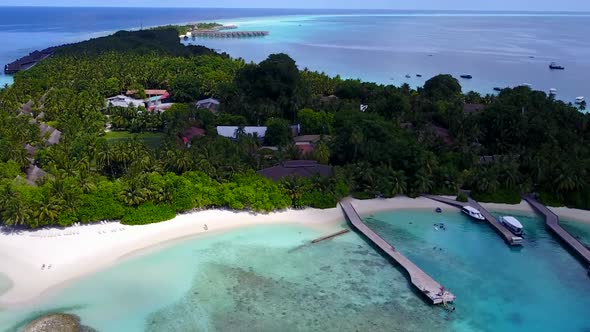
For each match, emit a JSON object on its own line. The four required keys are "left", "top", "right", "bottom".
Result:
{"left": 258, "top": 160, "right": 332, "bottom": 182}
{"left": 320, "top": 95, "right": 339, "bottom": 103}
{"left": 293, "top": 135, "right": 323, "bottom": 144}
{"left": 18, "top": 100, "right": 34, "bottom": 116}
{"left": 39, "top": 123, "right": 52, "bottom": 135}
{"left": 26, "top": 165, "right": 48, "bottom": 185}
{"left": 464, "top": 103, "right": 486, "bottom": 114}
{"left": 46, "top": 129, "right": 62, "bottom": 145}
{"left": 24, "top": 144, "right": 37, "bottom": 156}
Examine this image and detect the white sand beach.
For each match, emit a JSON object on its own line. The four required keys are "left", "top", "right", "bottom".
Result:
{"left": 0, "top": 196, "right": 589, "bottom": 309}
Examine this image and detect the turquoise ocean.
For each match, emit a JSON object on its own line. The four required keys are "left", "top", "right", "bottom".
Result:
{"left": 1, "top": 209, "right": 590, "bottom": 332}
{"left": 1, "top": 8, "right": 590, "bottom": 104}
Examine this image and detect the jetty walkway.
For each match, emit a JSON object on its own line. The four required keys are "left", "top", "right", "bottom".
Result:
{"left": 189, "top": 30, "right": 269, "bottom": 38}
{"left": 523, "top": 196, "right": 590, "bottom": 267}
{"left": 340, "top": 199, "right": 455, "bottom": 305}
{"left": 4, "top": 47, "right": 55, "bottom": 74}
{"left": 422, "top": 195, "right": 522, "bottom": 246}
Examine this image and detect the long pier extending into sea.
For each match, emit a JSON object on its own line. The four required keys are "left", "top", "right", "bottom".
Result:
{"left": 523, "top": 196, "right": 590, "bottom": 267}
{"left": 188, "top": 30, "right": 269, "bottom": 38}
{"left": 4, "top": 47, "right": 55, "bottom": 74}
{"left": 340, "top": 199, "right": 455, "bottom": 305}
{"left": 423, "top": 195, "right": 522, "bottom": 246}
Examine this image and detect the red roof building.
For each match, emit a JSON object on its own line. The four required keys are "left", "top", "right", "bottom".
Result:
{"left": 183, "top": 127, "right": 206, "bottom": 145}
{"left": 296, "top": 143, "right": 315, "bottom": 156}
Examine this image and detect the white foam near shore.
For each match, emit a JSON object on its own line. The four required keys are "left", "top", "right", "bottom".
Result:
{"left": 0, "top": 196, "right": 589, "bottom": 309}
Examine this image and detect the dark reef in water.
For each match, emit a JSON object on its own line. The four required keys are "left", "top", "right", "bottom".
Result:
{"left": 144, "top": 240, "right": 451, "bottom": 332}
{"left": 22, "top": 313, "right": 96, "bottom": 332}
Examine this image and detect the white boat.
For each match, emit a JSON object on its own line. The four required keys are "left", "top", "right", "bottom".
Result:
{"left": 500, "top": 216, "right": 524, "bottom": 236}
{"left": 549, "top": 88, "right": 557, "bottom": 95}
{"left": 576, "top": 96, "right": 585, "bottom": 104}
{"left": 461, "top": 206, "right": 485, "bottom": 221}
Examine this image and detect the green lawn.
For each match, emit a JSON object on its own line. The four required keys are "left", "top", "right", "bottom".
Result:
{"left": 104, "top": 131, "right": 165, "bottom": 148}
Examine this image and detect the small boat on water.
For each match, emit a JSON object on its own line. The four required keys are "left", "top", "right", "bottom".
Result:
{"left": 500, "top": 216, "right": 524, "bottom": 236}
{"left": 460, "top": 75, "right": 473, "bottom": 79}
{"left": 576, "top": 96, "right": 585, "bottom": 104}
{"left": 405, "top": 74, "right": 411, "bottom": 78}
{"left": 416, "top": 74, "right": 422, "bottom": 77}
{"left": 461, "top": 206, "right": 485, "bottom": 221}
{"left": 549, "top": 62, "right": 565, "bottom": 70}
{"left": 549, "top": 88, "right": 557, "bottom": 95}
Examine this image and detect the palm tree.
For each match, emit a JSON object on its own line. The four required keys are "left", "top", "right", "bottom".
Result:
{"left": 281, "top": 176, "right": 306, "bottom": 206}
{"left": 34, "top": 196, "right": 61, "bottom": 226}
{"left": 96, "top": 142, "right": 115, "bottom": 175}
{"left": 475, "top": 167, "right": 500, "bottom": 193}
{"left": 2, "top": 199, "right": 32, "bottom": 227}
{"left": 390, "top": 170, "right": 408, "bottom": 196}
{"left": 121, "top": 183, "right": 149, "bottom": 206}
{"left": 350, "top": 128, "right": 364, "bottom": 161}
{"left": 413, "top": 170, "right": 434, "bottom": 194}
{"left": 313, "top": 142, "right": 330, "bottom": 165}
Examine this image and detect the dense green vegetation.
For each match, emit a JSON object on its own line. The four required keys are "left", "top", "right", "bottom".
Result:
{"left": 1, "top": 28, "right": 589, "bottom": 229}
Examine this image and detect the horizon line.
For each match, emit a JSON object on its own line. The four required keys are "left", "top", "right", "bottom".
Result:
{"left": 0, "top": 6, "right": 589, "bottom": 13}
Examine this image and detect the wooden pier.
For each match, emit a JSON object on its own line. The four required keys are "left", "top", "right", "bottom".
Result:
{"left": 523, "top": 196, "right": 590, "bottom": 267}
{"left": 311, "top": 229, "right": 350, "bottom": 244}
{"left": 423, "top": 195, "right": 523, "bottom": 246}
{"left": 4, "top": 47, "right": 55, "bottom": 74}
{"left": 340, "top": 199, "right": 455, "bottom": 305}
{"left": 189, "top": 30, "right": 269, "bottom": 38}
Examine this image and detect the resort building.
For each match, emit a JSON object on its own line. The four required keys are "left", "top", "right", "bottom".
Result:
{"left": 25, "top": 165, "right": 48, "bottom": 186}
{"left": 182, "top": 127, "right": 206, "bottom": 146}
{"left": 106, "top": 95, "right": 145, "bottom": 108}
{"left": 18, "top": 100, "right": 34, "bottom": 117}
{"left": 39, "top": 123, "right": 62, "bottom": 146}
{"left": 24, "top": 144, "right": 37, "bottom": 156}
{"left": 293, "top": 135, "right": 325, "bottom": 156}
{"left": 217, "top": 126, "right": 268, "bottom": 140}
{"left": 195, "top": 98, "right": 220, "bottom": 112}
{"left": 258, "top": 160, "right": 333, "bottom": 182}
{"left": 148, "top": 103, "right": 174, "bottom": 113}
{"left": 126, "top": 89, "right": 169, "bottom": 97}
{"left": 463, "top": 103, "right": 487, "bottom": 114}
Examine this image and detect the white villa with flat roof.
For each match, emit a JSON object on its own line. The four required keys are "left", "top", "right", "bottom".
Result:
{"left": 106, "top": 95, "right": 145, "bottom": 108}
{"left": 217, "top": 126, "right": 267, "bottom": 140}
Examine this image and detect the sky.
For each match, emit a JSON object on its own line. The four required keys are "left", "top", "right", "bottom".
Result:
{"left": 1, "top": 0, "right": 590, "bottom": 11}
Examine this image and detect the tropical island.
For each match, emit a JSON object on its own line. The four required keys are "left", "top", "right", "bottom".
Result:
{"left": 173, "top": 22, "right": 268, "bottom": 39}
{"left": 1, "top": 24, "right": 590, "bottom": 331}
{"left": 0, "top": 27, "right": 589, "bottom": 229}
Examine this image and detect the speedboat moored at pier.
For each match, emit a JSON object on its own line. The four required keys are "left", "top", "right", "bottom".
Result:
{"left": 500, "top": 216, "right": 524, "bottom": 236}
{"left": 461, "top": 206, "right": 485, "bottom": 221}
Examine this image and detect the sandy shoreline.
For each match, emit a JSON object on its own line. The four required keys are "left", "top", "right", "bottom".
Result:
{"left": 1, "top": 196, "right": 589, "bottom": 309}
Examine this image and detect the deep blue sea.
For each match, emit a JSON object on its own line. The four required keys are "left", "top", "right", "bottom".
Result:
{"left": 1, "top": 7, "right": 590, "bottom": 104}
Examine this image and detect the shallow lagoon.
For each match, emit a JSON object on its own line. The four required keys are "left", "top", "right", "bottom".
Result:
{"left": 0, "top": 224, "right": 448, "bottom": 332}
{"left": 1, "top": 209, "right": 589, "bottom": 332}
{"left": 366, "top": 209, "right": 590, "bottom": 332}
